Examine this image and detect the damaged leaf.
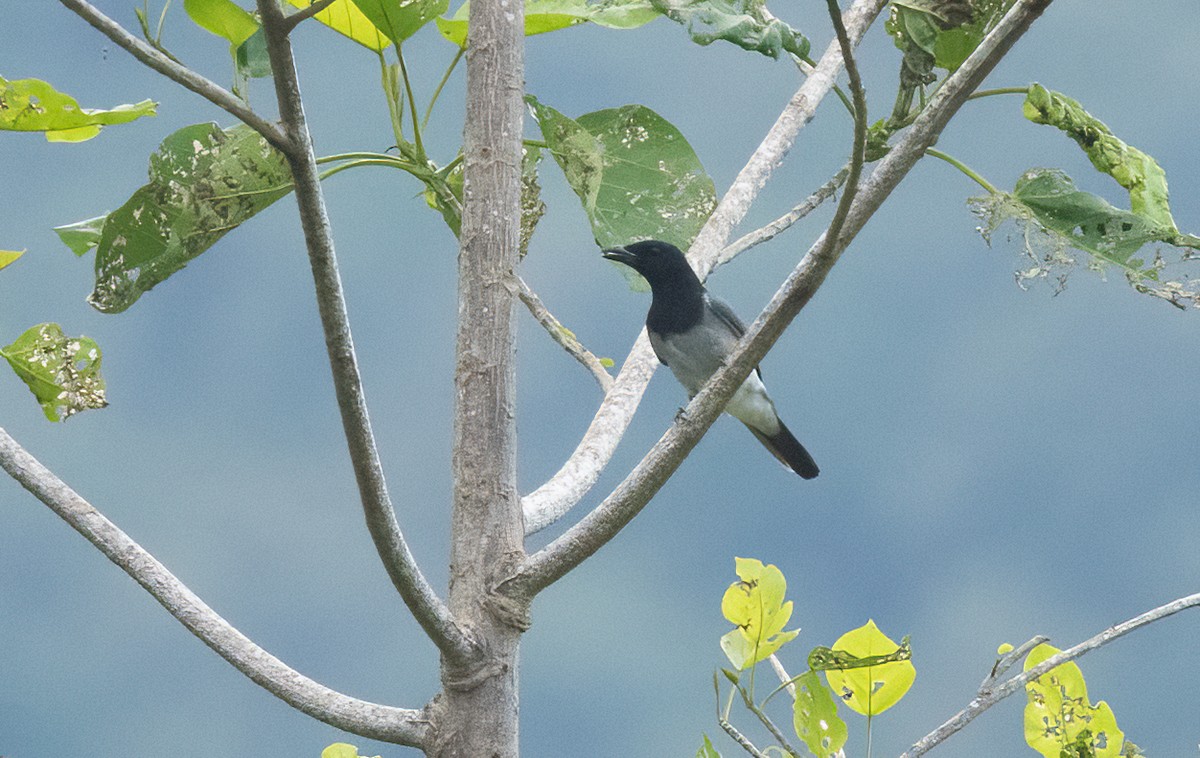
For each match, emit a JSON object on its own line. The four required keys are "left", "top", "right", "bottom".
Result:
{"left": 650, "top": 0, "right": 808, "bottom": 59}
{"left": 1024, "top": 643, "right": 1125, "bottom": 758}
{"left": 68, "top": 122, "right": 293, "bottom": 313}
{"left": 821, "top": 620, "right": 915, "bottom": 716}
{"left": 2, "top": 323, "right": 107, "bottom": 421}
{"left": 0, "top": 76, "right": 156, "bottom": 143}
{"left": 436, "top": 0, "right": 658, "bottom": 47}
{"left": 719, "top": 557, "right": 799, "bottom": 670}
{"left": 520, "top": 146, "right": 547, "bottom": 258}
{"left": 792, "top": 670, "right": 847, "bottom": 758}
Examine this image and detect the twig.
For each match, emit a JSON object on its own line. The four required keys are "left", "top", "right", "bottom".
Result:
{"left": 503, "top": 0, "right": 1053, "bottom": 598}
{"left": 279, "top": 0, "right": 339, "bottom": 34}
{"left": 901, "top": 591, "right": 1200, "bottom": 757}
{"left": 719, "top": 167, "right": 850, "bottom": 267}
{"left": 978, "top": 634, "right": 1048, "bottom": 692}
{"left": 255, "top": 0, "right": 477, "bottom": 666}
{"left": 516, "top": 275, "right": 614, "bottom": 393}
{"left": 0, "top": 427, "right": 429, "bottom": 747}
{"left": 58, "top": 0, "right": 287, "bottom": 151}
{"left": 518, "top": 0, "right": 889, "bottom": 536}
{"left": 720, "top": 717, "right": 771, "bottom": 758}
{"left": 768, "top": 654, "right": 798, "bottom": 701}
{"left": 737, "top": 684, "right": 802, "bottom": 756}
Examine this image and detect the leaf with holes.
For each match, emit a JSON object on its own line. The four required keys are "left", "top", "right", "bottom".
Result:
{"left": 1024, "top": 643, "right": 1125, "bottom": 758}
{"left": 528, "top": 95, "right": 715, "bottom": 289}
{"left": 2, "top": 323, "right": 107, "bottom": 421}
{"left": 822, "top": 620, "right": 915, "bottom": 716}
{"left": 718, "top": 557, "right": 798, "bottom": 670}
{"left": 71, "top": 122, "right": 292, "bottom": 313}
{"left": 792, "top": 670, "right": 847, "bottom": 758}
{"left": 0, "top": 76, "right": 156, "bottom": 143}
{"left": 650, "top": 0, "right": 808, "bottom": 59}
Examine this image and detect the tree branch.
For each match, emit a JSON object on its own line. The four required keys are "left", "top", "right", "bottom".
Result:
{"left": 0, "top": 427, "right": 429, "bottom": 746}
{"left": 255, "top": 0, "right": 476, "bottom": 666}
{"left": 519, "top": 0, "right": 889, "bottom": 536}
{"left": 719, "top": 166, "right": 850, "bottom": 267}
{"left": 506, "top": 0, "right": 1054, "bottom": 597}
{"left": 901, "top": 591, "right": 1200, "bottom": 757}
{"left": 58, "top": 0, "right": 288, "bottom": 151}
{"left": 516, "top": 275, "right": 614, "bottom": 393}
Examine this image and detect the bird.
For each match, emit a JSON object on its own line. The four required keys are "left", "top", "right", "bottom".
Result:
{"left": 602, "top": 239, "right": 819, "bottom": 479}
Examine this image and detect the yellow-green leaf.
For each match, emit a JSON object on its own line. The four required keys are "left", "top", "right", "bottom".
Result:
{"left": 287, "top": 0, "right": 390, "bottom": 49}
{"left": 320, "top": 743, "right": 381, "bottom": 758}
{"left": 719, "top": 557, "right": 799, "bottom": 670}
{"left": 793, "top": 670, "right": 847, "bottom": 758}
{"left": 1024, "top": 643, "right": 1124, "bottom": 758}
{"left": 184, "top": 0, "right": 260, "bottom": 45}
{"left": 0, "top": 249, "right": 24, "bottom": 271}
{"left": 822, "top": 620, "right": 915, "bottom": 716}
{"left": 0, "top": 76, "right": 156, "bottom": 142}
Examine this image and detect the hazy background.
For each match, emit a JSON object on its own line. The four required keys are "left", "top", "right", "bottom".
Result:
{"left": 3, "top": 1, "right": 1198, "bottom": 756}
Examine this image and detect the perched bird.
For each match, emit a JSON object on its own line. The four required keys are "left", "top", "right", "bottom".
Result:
{"left": 603, "top": 240, "right": 819, "bottom": 479}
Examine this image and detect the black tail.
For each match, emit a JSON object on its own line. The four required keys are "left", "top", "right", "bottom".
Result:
{"left": 745, "top": 420, "right": 819, "bottom": 479}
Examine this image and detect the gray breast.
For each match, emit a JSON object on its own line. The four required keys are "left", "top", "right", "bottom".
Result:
{"left": 648, "top": 307, "right": 740, "bottom": 396}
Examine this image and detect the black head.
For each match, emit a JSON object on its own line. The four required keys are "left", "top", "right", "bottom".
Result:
{"left": 602, "top": 240, "right": 701, "bottom": 292}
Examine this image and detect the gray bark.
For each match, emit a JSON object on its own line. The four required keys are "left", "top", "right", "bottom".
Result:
{"left": 428, "top": 0, "right": 528, "bottom": 753}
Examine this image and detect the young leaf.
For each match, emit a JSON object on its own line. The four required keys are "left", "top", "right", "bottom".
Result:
{"left": 436, "top": 0, "right": 658, "bottom": 47}
{"left": 1, "top": 323, "right": 107, "bottom": 422}
{"left": 650, "top": 0, "right": 809, "bottom": 59}
{"left": 792, "top": 670, "right": 847, "bottom": 758}
{"left": 822, "top": 620, "right": 915, "bottom": 716}
{"left": 0, "top": 76, "right": 156, "bottom": 143}
{"left": 286, "top": 0, "right": 390, "bottom": 49}
{"left": 695, "top": 734, "right": 722, "bottom": 758}
{"left": 76, "top": 122, "right": 293, "bottom": 313}
{"left": 527, "top": 95, "right": 716, "bottom": 287}
{"left": 184, "top": 0, "right": 259, "bottom": 45}
{"left": 718, "top": 557, "right": 799, "bottom": 670}
{"left": 1024, "top": 643, "right": 1125, "bottom": 758}
{"left": 53, "top": 216, "right": 107, "bottom": 257}
{"left": 235, "top": 27, "right": 273, "bottom": 78}
{"left": 351, "top": 0, "right": 449, "bottom": 44}
{"left": 0, "top": 249, "right": 24, "bottom": 271}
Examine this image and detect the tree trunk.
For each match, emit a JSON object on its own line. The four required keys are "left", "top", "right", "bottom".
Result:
{"left": 429, "top": 0, "right": 527, "bottom": 753}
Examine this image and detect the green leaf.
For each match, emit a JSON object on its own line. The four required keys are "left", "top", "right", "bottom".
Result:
{"left": 718, "top": 557, "right": 799, "bottom": 670}
{"left": 971, "top": 168, "right": 1200, "bottom": 305}
{"left": 649, "top": 0, "right": 808, "bottom": 59}
{"left": 436, "top": 0, "right": 658, "bottom": 46}
{"left": 696, "top": 734, "right": 722, "bottom": 758}
{"left": 1023, "top": 84, "right": 1180, "bottom": 230}
{"left": 320, "top": 744, "right": 381, "bottom": 758}
{"left": 1, "top": 323, "right": 107, "bottom": 422}
{"left": 54, "top": 216, "right": 108, "bottom": 258}
{"left": 235, "top": 27, "right": 273, "bottom": 78}
{"left": 351, "top": 0, "right": 449, "bottom": 44}
{"left": 527, "top": 95, "right": 716, "bottom": 288}
{"left": 0, "top": 76, "right": 156, "bottom": 143}
{"left": 888, "top": 0, "right": 1011, "bottom": 72}
{"left": 286, "top": 0, "right": 390, "bottom": 49}
{"left": 0, "top": 249, "right": 24, "bottom": 271}
{"left": 422, "top": 158, "right": 464, "bottom": 237}
{"left": 184, "top": 0, "right": 260, "bottom": 45}
{"left": 822, "top": 620, "right": 915, "bottom": 716}
{"left": 77, "top": 122, "right": 292, "bottom": 313}
{"left": 1024, "top": 643, "right": 1125, "bottom": 758}
{"left": 792, "top": 670, "right": 847, "bottom": 758}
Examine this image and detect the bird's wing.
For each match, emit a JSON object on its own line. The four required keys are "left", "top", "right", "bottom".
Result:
{"left": 705, "top": 294, "right": 763, "bottom": 379}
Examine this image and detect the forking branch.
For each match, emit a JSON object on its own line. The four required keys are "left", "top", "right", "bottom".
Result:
{"left": 520, "top": 0, "right": 891, "bottom": 536}
{"left": 505, "top": 0, "right": 1056, "bottom": 599}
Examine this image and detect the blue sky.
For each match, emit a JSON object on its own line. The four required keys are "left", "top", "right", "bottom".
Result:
{"left": 3, "top": 1, "right": 1199, "bottom": 756}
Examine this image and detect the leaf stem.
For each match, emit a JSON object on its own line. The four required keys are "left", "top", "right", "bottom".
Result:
{"left": 967, "top": 85, "right": 1030, "bottom": 100}
{"left": 378, "top": 50, "right": 405, "bottom": 147}
{"left": 925, "top": 148, "right": 999, "bottom": 194}
{"left": 396, "top": 43, "right": 425, "bottom": 160}
{"left": 423, "top": 46, "right": 465, "bottom": 130}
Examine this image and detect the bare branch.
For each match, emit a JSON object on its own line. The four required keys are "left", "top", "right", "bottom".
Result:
{"left": 279, "top": 0, "right": 339, "bottom": 34}
{"left": 0, "top": 427, "right": 428, "bottom": 746}
{"left": 505, "top": 0, "right": 1053, "bottom": 597}
{"left": 254, "top": 0, "right": 476, "bottom": 665}
{"left": 719, "top": 166, "right": 850, "bottom": 267}
{"left": 58, "top": 0, "right": 288, "bottom": 151}
{"left": 768, "top": 655, "right": 798, "bottom": 701}
{"left": 519, "top": 0, "right": 889, "bottom": 536}
{"left": 516, "top": 275, "right": 614, "bottom": 393}
{"left": 901, "top": 591, "right": 1200, "bottom": 757}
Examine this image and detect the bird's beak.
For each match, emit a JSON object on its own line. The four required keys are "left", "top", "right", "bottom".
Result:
{"left": 602, "top": 246, "right": 637, "bottom": 267}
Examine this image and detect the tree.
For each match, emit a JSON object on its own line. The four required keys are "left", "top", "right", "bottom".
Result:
{"left": 2, "top": 0, "right": 1200, "bottom": 753}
